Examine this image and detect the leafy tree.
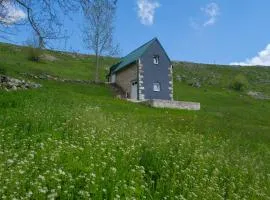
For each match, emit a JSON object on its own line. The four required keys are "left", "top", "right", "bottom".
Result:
{"left": 82, "top": 0, "right": 118, "bottom": 82}
{"left": 0, "top": 0, "right": 79, "bottom": 48}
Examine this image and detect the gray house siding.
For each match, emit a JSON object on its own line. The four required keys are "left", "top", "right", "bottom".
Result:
{"left": 140, "top": 40, "right": 172, "bottom": 100}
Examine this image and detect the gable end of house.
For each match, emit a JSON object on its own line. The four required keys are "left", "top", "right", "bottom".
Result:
{"left": 108, "top": 37, "right": 173, "bottom": 101}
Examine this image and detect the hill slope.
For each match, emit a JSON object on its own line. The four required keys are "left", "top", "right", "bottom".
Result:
{"left": 0, "top": 43, "right": 270, "bottom": 199}
{"left": 0, "top": 42, "right": 117, "bottom": 81}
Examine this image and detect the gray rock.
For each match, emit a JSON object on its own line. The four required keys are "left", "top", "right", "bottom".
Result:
{"left": 247, "top": 91, "right": 270, "bottom": 100}
{"left": 0, "top": 75, "right": 42, "bottom": 91}
{"left": 40, "top": 54, "right": 58, "bottom": 62}
{"left": 193, "top": 81, "right": 201, "bottom": 88}
{"left": 0, "top": 75, "right": 8, "bottom": 82}
{"left": 12, "top": 86, "right": 17, "bottom": 91}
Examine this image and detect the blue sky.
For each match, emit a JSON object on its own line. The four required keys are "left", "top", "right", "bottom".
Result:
{"left": 1, "top": 0, "right": 270, "bottom": 65}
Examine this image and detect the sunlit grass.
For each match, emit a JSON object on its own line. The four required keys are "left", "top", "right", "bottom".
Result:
{"left": 0, "top": 82, "right": 269, "bottom": 199}
{"left": 0, "top": 42, "right": 270, "bottom": 199}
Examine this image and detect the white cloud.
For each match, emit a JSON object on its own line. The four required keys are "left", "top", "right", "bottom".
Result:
{"left": 230, "top": 44, "right": 270, "bottom": 66}
{"left": 0, "top": 2, "right": 26, "bottom": 25}
{"left": 137, "top": 0, "right": 160, "bottom": 26}
{"left": 201, "top": 2, "right": 220, "bottom": 27}
{"left": 190, "top": 2, "right": 220, "bottom": 29}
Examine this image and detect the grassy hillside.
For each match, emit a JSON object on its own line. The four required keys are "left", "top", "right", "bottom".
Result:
{"left": 173, "top": 62, "right": 270, "bottom": 144}
{"left": 173, "top": 61, "right": 270, "bottom": 96}
{"left": 0, "top": 43, "right": 269, "bottom": 199}
{"left": 0, "top": 42, "right": 117, "bottom": 81}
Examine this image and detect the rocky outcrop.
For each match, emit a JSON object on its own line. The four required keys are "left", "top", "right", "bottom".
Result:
{"left": 0, "top": 75, "right": 42, "bottom": 91}
{"left": 40, "top": 54, "right": 58, "bottom": 62}
{"left": 247, "top": 91, "right": 270, "bottom": 100}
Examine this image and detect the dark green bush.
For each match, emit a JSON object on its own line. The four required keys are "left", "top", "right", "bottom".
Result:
{"left": 0, "top": 67, "right": 6, "bottom": 75}
{"left": 230, "top": 74, "right": 249, "bottom": 91}
{"left": 25, "top": 33, "right": 42, "bottom": 62}
{"left": 26, "top": 46, "right": 42, "bottom": 62}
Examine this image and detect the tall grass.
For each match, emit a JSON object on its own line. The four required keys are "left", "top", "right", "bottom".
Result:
{"left": 0, "top": 82, "right": 269, "bottom": 199}
{"left": 0, "top": 42, "right": 269, "bottom": 199}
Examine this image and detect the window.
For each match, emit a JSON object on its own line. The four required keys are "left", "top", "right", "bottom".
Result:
{"left": 153, "top": 83, "right": 161, "bottom": 92}
{"left": 153, "top": 55, "right": 159, "bottom": 65}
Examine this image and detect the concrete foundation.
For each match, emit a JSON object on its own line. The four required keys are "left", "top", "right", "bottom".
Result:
{"left": 144, "top": 99, "right": 200, "bottom": 111}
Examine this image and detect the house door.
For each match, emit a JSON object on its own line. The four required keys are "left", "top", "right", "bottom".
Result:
{"left": 111, "top": 74, "right": 116, "bottom": 83}
{"left": 131, "top": 81, "right": 138, "bottom": 99}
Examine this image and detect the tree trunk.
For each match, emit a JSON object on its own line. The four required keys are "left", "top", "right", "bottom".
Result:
{"left": 95, "top": 53, "right": 99, "bottom": 83}
{"left": 39, "top": 37, "right": 44, "bottom": 49}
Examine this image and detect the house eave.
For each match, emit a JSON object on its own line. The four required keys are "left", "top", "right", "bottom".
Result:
{"left": 110, "top": 60, "right": 138, "bottom": 75}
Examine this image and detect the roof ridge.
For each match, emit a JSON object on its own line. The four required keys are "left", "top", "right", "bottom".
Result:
{"left": 119, "top": 37, "right": 157, "bottom": 61}
{"left": 109, "top": 37, "right": 158, "bottom": 74}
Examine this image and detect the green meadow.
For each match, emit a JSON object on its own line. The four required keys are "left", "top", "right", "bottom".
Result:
{"left": 0, "top": 43, "right": 269, "bottom": 199}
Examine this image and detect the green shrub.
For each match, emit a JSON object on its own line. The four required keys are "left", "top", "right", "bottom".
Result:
{"left": 26, "top": 46, "right": 42, "bottom": 62}
{"left": 0, "top": 67, "right": 6, "bottom": 75}
{"left": 230, "top": 74, "right": 249, "bottom": 91}
{"left": 25, "top": 33, "right": 42, "bottom": 62}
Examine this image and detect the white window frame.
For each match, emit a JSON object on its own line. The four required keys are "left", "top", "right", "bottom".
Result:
{"left": 153, "top": 82, "right": 161, "bottom": 92}
{"left": 153, "top": 55, "right": 159, "bottom": 65}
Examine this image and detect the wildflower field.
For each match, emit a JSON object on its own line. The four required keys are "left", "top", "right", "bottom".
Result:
{"left": 0, "top": 43, "right": 270, "bottom": 199}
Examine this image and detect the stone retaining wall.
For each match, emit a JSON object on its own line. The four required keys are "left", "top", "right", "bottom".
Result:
{"left": 0, "top": 75, "right": 42, "bottom": 91}
{"left": 20, "top": 73, "right": 95, "bottom": 84}
{"left": 144, "top": 99, "right": 200, "bottom": 111}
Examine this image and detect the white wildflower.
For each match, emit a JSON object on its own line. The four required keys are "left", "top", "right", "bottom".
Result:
{"left": 38, "top": 175, "right": 45, "bottom": 181}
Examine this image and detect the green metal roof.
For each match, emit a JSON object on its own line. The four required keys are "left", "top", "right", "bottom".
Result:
{"left": 110, "top": 38, "right": 157, "bottom": 74}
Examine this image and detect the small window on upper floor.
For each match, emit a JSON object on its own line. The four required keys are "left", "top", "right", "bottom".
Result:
{"left": 153, "top": 55, "right": 159, "bottom": 65}
{"left": 153, "top": 82, "right": 161, "bottom": 92}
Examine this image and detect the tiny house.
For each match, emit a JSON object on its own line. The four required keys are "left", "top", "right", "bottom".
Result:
{"left": 108, "top": 38, "right": 173, "bottom": 101}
